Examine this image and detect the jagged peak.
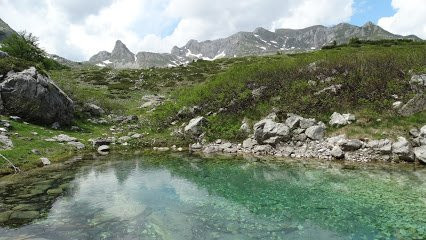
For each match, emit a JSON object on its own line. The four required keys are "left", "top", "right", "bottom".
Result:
{"left": 362, "top": 21, "right": 376, "bottom": 27}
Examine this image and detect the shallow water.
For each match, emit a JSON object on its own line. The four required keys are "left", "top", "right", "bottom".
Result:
{"left": 0, "top": 154, "right": 425, "bottom": 240}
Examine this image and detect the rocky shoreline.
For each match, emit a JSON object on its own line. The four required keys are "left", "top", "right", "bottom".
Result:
{"left": 186, "top": 112, "right": 426, "bottom": 164}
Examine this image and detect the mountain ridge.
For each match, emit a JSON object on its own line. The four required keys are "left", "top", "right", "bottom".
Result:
{"left": 89, "top": 22, "right": 422, "bottom": 69}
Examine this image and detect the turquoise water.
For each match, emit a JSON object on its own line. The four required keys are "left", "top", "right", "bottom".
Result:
{"left": 0, "top": 154, "right": 425, "bottom": 239}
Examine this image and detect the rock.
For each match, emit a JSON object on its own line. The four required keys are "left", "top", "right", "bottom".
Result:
{"left": 40, "top": 157, "right": 51, "bottom": 166}
{"left": 392, "top": 101, "right": 403, "bottom": 109}
{"left": 118, "top": 136, "right": 131, "bottom": 143}
{"left": 367, "top": 139, "right": 393, "bottom": 154}
{"left": 9, "top": 211, "right": 40, "bottom": 220}
{"left": 305, "top": 125, "right": 325, "bottom": 140}
{"left": 0, "top": 50, "right": 9, "bottom": 58}
{"left": 184, "top": 116, "right": 208, "bottom": 137}
{"left": 252, "top": 86, "right": 267, "bottom": 99}
{"left": 398, "top": 94, "right": 426, "bottom": 116}
{"left": 285, "top": 114, "right": 302, "bottom": 130}
{"left": 414, "top": 146, "right": 426, "bottom": 163}
{"left": 52, "top": 134, "right": 77, "bottom": 142}
{"left": 240, "top": 118, "right": 251, "bottom": 133}
{"left": 409, "top": 128, "right": 420, "bottom": 138}
{"left": 140, "top": 94, "right": 165, "bottom": 109}
{"left": 67, "top": 141, "right": 85, "bottom": 150}
{"left": 314, "top": 84, "right": 342, "bottom": 96}
{"left": 131, "top": 133, "right": 142, "bottom": 139}
{"left": 253, "top": 145, "right": 273, "bottom": 154}
{"left": 84, "top": 103, "right": 105, "bottom": 117}
{"left": 253, "top": 118, "right": 290, "bottom": 144}
{"left": 392, "top": 137, "right": 414, "bottom": 161}
{"left": 243, "top": 138, "right": 258, "bottom": 149}
{"left": 331, "top": 146, "right": 345, "bottom": 159}
{"left": 409, "top": 74, "right": 426, "bottom": 92}
{"left": 299, "top": 118, "right": 316, "bottom": 129}
{"left": 190, "top": 143, "right": 203, "bottom": 150}
{"left": 51, "top": 122, "right": 60, "bottom": 129}
{"left": 9, "top": 116, "right": 22, "bottom": 122}
{"left": 91, "top": 138, "right": 114, "bottom": 147}
{"left": 0, "top": 67, "right": 74, "bottom": 125}
{"left": 420, "top": 125, "right": 426, "bottom": 137}
{"left": 97, "top": 145, "right": 110, "bottom": 155}
{"left": 0, "top": 134, "right": 13, "bottom": 150}
{"left": 341, "top": 140, "right": 363, "bottom": 151}
{"left": 329, "top": 112, "right": 356, "bottom": 127}
{"left": 31, "top": 149, "right": 41, "bottom": 155}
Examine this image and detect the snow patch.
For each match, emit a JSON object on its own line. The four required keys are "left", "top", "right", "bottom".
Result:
{"left": 185, "top": 49, "right": 203, "bottom": 58}
{"left": 258, "top": 46, "right": 267, "bottom": 50}
{"left": 310, "top": 47, "right": 316, "bottom": 50}
{"left": 96, "top": 63, "right": 106, "bottom": 67}
{"left": 271, "top": 41, "right": 278, "bottom": 44}
{"left": 103, "top": 60, "right": 112, "bottom": 64}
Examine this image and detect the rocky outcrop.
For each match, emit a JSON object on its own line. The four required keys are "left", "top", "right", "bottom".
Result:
{"left": 0, "top": 68, "right": 74, "bottom": 125}
{"left": 190, "top": 114, "right": 426, "bottom": 164}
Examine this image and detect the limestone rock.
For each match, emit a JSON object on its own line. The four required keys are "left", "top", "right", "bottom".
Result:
{"left": 331, "top": 146, "right": 345, "bottom": 159}
{"left": 97, "top": 145, "right": 110, "bottom": 155}
{"left": 40, "top": 157, "right": 51, "bottom": 166}
{"left": 414, "top": 146, "right": 426, "bottom": 164}
{"left": 253, "top": 118, "right": 290, "bottom": 144}
{"left": 0, "top": 67, "right": 74, "bottom": 125}
{"left": 184, "top": 116, "right": 208, "bottom": 137}
{"left": 392, "top": 137, "right": 414, "bottom": 161}
{"left": 84, "top": 103, "right": 105, "bottom": 117}
{"left": 0, "top": 134, "right": 13, "bottom": 150}
{"left": 305, "top": 125, "right": 325, "bottom": 140}
{"left": 329, "top": 112, "right": 356, "bottom": 127}
{"left": 243, "top": 138, "right": 258, "bottom": 149}
{"left": 341, "top": 140, "right": 363, "bottom": 151}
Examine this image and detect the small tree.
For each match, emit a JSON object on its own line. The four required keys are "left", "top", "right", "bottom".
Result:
{"left": 0, "top": 31, "right": 46, "bottom": 62}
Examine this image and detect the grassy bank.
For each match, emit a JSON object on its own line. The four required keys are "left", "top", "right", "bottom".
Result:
{"left": 1, "top": 40, "right": 426, "bottom": 175}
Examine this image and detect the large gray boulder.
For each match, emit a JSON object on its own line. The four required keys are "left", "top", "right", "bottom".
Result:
{"left": 0, "top": 68, "right": 74, "bottom": 125}
{"left": 398, "top": 74, "right": 426, "bottom": 116}
{"left": 392, "top": 137, "right": 414, "bottom": 161}
{"left": 305, "top": 125, "right": 325, "bottom": 140}
{"left": 253, "top": 118, "right": 290, "bottom": 144}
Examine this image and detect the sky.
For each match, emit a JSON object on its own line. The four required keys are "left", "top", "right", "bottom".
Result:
{"left": 0, "top": 0, "right": 425, "bottom": 61}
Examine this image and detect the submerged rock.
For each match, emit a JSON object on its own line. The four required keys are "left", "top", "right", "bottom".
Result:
{"left": 0, "top": 67, "right": 74, "bottom": 125}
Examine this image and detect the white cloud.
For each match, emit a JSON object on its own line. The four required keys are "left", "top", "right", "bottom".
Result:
{"left": 0, "top": 0, "right": 355, "bottom": 61}
{"left": 378, "top": 0, "right": 426, "bottom": 39}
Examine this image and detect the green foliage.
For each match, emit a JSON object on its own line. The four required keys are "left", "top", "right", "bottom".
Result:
{"left": 0, "top": 32, "right": 45, "bottom": 62}
{"left": 0, "top": 31, "right": 66, "bottom": 72}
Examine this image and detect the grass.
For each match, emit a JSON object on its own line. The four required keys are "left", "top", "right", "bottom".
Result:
{"left": 1, "top": 41, "right": 426, "bottom": 174}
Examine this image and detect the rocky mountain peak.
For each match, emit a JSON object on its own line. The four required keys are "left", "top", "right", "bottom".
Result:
{"left": 110, "top": 40, "right": 135, "bottom": 64}
{"left": 0, "top": 17, "right": 17, "bottom": 42}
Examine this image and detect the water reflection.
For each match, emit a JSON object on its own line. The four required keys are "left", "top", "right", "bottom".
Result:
{"left": 0, "top": 154, "right": 425, "bottom": 239}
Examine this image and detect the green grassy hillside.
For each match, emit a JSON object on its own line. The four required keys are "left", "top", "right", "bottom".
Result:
{"left": 1, "top": 40, "right": 425, "bottom": 174}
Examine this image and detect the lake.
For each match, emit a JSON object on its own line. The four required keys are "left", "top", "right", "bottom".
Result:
{"left": 0, "top": 153, "right": 425, "bottom": 239}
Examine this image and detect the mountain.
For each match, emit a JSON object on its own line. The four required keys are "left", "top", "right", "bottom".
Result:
{"left": 0, "top": 18, "right": 17, "bottom": 42}
{"left": 88, "top": 22, "right": 422, "bottom": 69}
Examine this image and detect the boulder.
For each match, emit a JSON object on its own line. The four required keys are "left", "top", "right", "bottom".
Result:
{"left": 329, "top": 112, "right": 356, "bottom": 127}
{"left": 331, "top": 146, "right": 345, "bottom": 159}
{"left": 367, "top": 139, "right": 393, "bottom": 154}
{"left": 409, "top": 74, "right": 426, "bottom": 92}
{"left": 51, "top": 134, "right": 77, "bottom": 143}
{"left": 305, "top": 125, "right": 325, "bottom": 140}
{"left": 285, "top": 114, "right": 302, "bottom": 130}
{"left": 392, "top": 137, "right": 414, "bottom": 161}
{"left": 84, "top": 103, "right": 105, "bottom": 117}
{"left": 420, "top": 125, "right": 426, "bottom": 137}
{"left": 0, "top": 134, "right": 13, "bottom": 150}
{"left": 184, "top": 116, "right": 208, "bottom": 137}
{"left": 299, "top": 118, "right": 316, "bottom": 129}
{"left": 253, "top": 118, "right": 290, "bottom": 144}
{"left": 97, "top": 145, "right": 110, "bottom": 155}
{"left": 0, "top": 50, "right": 9, "bottom": 58}
{"left": 341, "top": 140, "right": 363, "bottom": 151}
{"left": 140, "top": 94, "right": 165, "bottom": 109}
{"left": 414, "top": 146, "right": 426, "bottom": 164}
{"left": 0, "top": 67, "right": 74, "bottom": 125}
{"left": 40, "top": 157, "right": 51, "bottom": 166}
{"left": 398, "top": 94, "right": 426, "bottom": 116}
{"left": 243, "top": 138, "right": 258, "bottom": 149}
{"left": 240, "top": 118, "right": 251, "bottom": 133}
{"left": 67, "top": 141, "right": 85, "bottom": 150}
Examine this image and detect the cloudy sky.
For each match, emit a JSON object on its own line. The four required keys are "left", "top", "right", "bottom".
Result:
{"left": 0, "top": 0, "right": 425, "bottom": 61}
